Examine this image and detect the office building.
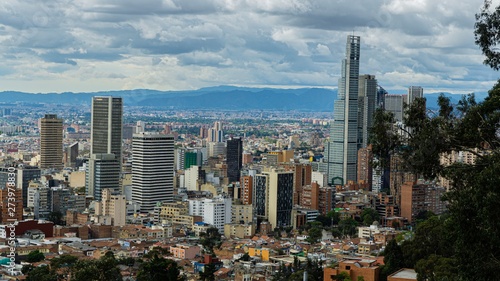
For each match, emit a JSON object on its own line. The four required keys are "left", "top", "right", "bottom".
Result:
{"left": 208, "top": 121, "right": 223, "bottom": 143}
{"left": 390, "top": 155, "right": 417, "bottom": 209}
{"left": 90, "top": 96, "right": 123, "bottom": 164}
{"left": 327, "top": 35, "right": 361, "bottom": 183}
{"left": 66, "top": 142, "right": 79, "bottom": 168}
{"left": 299, "top": 182, "right": 334, "bottom": 215}
{"left": 253, "top": 173, "right": 268, "bottom": 220}
{"left": 207, "top": 142, "right": 225, "bottom": 158}
{"left": 226, "top": 137, "right": 243, "bottom": 182}
{"left": 188, "top": 196, "right": 232, "bottom": 233}
{"left": 358, "top": 75, "right": 377, "bottom": 149}
{"left": 184, "top": 149, "right": 203, "bottom": 170}
{"left": 132, "top": 133, "right": 174, "bottom": 213}
{"left": 267, "top": 169, "right": 294, "bottom": 229}
{"left": 86, "top": 154, "right": 121, "bottom": 201}
{"left": 281, "top": 163, "right": 312, "bottom": 205}
{"left": 357, "top": 145, "right": 373, "bottom": 189}
{"left": 407, "top": 86, "right": 423, "bottom": 106}
{"left": 6, "top": 165, "right": 41, "bottom": 207}
{"left": 384, "top": 94, "right": 404, "bottom": 122}
{"left": 240, "top": 175, "right": 253, "bottom": 205}
{"left": 0, "top": 189, "right": 22, "bottom": 223}
{"left": 28, "top": 183, "right": 51, "bottom": 219}
{"left": 40, "top": 114, "right": 63, "bottom": 170}
{"left": 95, "top": 189, "right": 126, "bottom": 226}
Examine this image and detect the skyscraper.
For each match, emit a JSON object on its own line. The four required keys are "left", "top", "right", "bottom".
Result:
{"left": 407, "top": 86, "right": 424, "bottom": 105}
{"left": 86, "top": 153, "right": 121, "bottom": 201}
{"left": 267, "top": 169, "right": 294, "bottom": 229}
{"left": 132, "top": 133, "right": 174, "bottom": 213}
{"left": 358, "top": 75, "right": 377, "bottom": 149}
{"left": 208, "top": 121, "right": 224, "bottom": 142}
{"left": 226, "top": 137, "right": 243, "bottom": 182}
{"left": 91, "top": 97, "right": 123, "bottom": 164}
{"left": 329, "top": 35, "right": 361, "bottom": 183}
{"left": 40, "top": 114, "right": 63, "bottom": 170}
{"left": 66, "top": 142, "right": 79, "bottom": 168}
{"left": 384, "top": 94, "right": 404, "bottom": 122}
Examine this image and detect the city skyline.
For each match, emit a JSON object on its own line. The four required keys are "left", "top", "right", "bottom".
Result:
{"left": 0, "top": 1, "right": 496, "bottom": 94}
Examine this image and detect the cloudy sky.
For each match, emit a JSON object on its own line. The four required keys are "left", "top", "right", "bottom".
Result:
{"left": 0, "top": 0, "right": 497, "bottom": 93}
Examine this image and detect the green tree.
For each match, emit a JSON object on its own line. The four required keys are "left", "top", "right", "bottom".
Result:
{"left": 25, "top": 265, "right": 58, "bottom": 281}
{"left": 360, "top": 208, "right": 379, "bottom": 226}
{"left": 238, "top": 253, "right": 251, "bottom": 261}
{"left": 371, "top": 77, "right": 500, "bottom": 279}
{"left": 199, "top": 227, "right": 222, "bottom": 255}
{"left": 306, "top": 226, "right": 322, "bottom": 244}
{"left": 338, "top": 218, "right": 358, "bottom": 238}
{"left": 333, "top": 271, "right": 352, "bottom": 281}
{"left": 379, "top": 239, "right": 404, "bottom": 281}
{"left": 70, "top": 254, "right": 122, "bottom": 281}
{"left": 137, "top": 254, "right": 184, "bottom": 281}
{"left": 475, "top": 0, "right": 500, "bottom": 70}
{"left": 305, "top": 258, "right": 324, "bottom": 281}
{"left": 327, "top": 210, "right": 341, "bottom": 225}
{"left": 315, "top": 214, "right": 332, "bottom": 227}
{"left": 199, "top": 263, "right": 216, "bottom": 281}
{"left": 26, "top": 250, "right": 45, "bottom": 263}
{"left": 47, "top": 211, "right": 64, "bottom": 225}
{"left": 50, "top": 254, "right": 79, "bottom": 280}
{"left": 414, "top": 254, "right": 458, "bottom": 281}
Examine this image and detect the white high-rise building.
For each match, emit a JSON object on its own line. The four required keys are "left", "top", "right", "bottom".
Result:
{"left": 184, "top": 165, "right": 201, "bottom": 191}
{"left": 132, "top": 133, "right": 174, "bottom": 213}
{"left": 188, "top": 196, "right": 232, "bottom": 233}
{"left": 327, "top": 35, "right": 361, "bottom": 183}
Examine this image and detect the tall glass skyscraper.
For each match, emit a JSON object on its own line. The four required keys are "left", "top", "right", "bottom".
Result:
{"left": 325, "top": 35, "right": 361, "bottom": 184}
{"left": 88, "top": 96, "right": 123, "bottom": 199}
{"left": 90, "top": 97, "right": 123, "bottom": 163}
{"left": 358, "top": 74, "right": 378, "bottom": 149}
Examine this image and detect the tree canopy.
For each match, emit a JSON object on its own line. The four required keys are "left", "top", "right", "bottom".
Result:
{"left": 475, "top": 0, "right": 500, "bottom": 70}
{"left": 371, "top": 80, "right": 500, "bottom": 279}
{"left": 137, "top": 254, "right": 184, "bottom": 281}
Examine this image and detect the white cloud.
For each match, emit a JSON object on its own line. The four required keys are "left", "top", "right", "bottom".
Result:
{"left": 0, "top": 0, "right": 496, "bottom": 94}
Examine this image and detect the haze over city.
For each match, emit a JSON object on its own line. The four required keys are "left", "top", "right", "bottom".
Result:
{"left": 0, "top": 0, "right": 497, "bottom": 94}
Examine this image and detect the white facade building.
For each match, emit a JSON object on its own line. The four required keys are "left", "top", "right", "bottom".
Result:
{"left": 132, "top": 133, "right": 174, "bottom": 213}
{"left": 188, "top": 197, "right": 232, "bottom": 233}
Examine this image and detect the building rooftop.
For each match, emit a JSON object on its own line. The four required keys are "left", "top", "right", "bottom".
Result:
{"left": 389, "top": 268, "right": 418, "bottom": 280}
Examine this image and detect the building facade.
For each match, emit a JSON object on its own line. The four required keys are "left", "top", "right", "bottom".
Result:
{"left": 132, "top": 133, "right": 174, "bottom": 213}
{"left": 86, "top": 153, "right": 121, "bottom": 201}
{"left": 40, "top": 114, "right": 63, "bottom": 170}
{"left": 226, "top": 137, "right": 243, "bottom": 183}
{"left": 326, "top": 35, "right": 361, "bottom": 184}
{"left": 90, "top": 96, "right": 122, "bottom": 165}
{"left": 358, "top": 75, "right": 377, "bottom": 149}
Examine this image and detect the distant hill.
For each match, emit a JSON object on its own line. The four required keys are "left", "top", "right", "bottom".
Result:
{"left": 0, "top": 86, "right": 487, "bottom": 111}
{"left": 424, "top": 92, "right": 487, "bottom": 110}
{"left": 0, "top": 87, "right": 337, "bottom": 111}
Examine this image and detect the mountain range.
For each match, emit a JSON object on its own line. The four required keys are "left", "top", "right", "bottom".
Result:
{"left": 0, "top": 86, "right": 487, "bottom": 111}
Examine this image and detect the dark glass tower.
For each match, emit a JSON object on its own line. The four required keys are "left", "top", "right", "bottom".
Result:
{"left": 91, "top": 97, "right": 123, "bottom": 164}
{"left": 226, "top": 137, "right": 243, "bottom": 182}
